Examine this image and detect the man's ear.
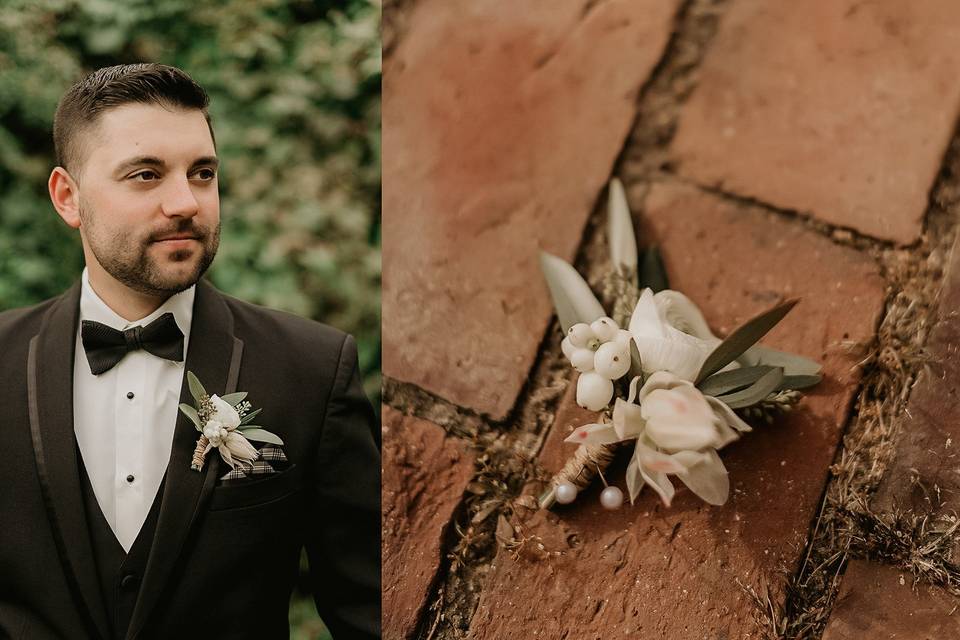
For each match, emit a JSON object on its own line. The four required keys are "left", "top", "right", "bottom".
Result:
{"left": 48, "top": 166, "right": 82, "bottom": 229}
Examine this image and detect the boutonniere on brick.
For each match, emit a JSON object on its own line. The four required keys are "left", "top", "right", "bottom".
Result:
{"left": 537, "top": 178, "right": 823, "bottom": 511}
{"left": 178, "top": 372, "right": 284, "bottom": 472}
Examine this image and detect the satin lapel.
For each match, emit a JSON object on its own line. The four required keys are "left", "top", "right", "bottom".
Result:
{"left": 126, "top": 279, "right": 244, "bottom": 640}
{"left": 28, "top": 280, "right": 112, "bottom": 640}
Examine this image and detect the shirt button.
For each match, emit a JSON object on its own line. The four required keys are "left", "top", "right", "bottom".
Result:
{"left": 126, "top": 474, "right": 135, "bottom": 483}
{"left": 126, "top": 392, "right": 135, "bottom": 399}
{"left": 120, "top": 573, "right": 140, "bottom": 590}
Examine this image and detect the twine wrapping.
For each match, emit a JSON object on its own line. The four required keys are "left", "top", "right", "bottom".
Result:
{"left": 539, "top": 442, "right": 619, "bottom": 509}
{"left": 191, "top": 435, "right": 210, "bottom": 471}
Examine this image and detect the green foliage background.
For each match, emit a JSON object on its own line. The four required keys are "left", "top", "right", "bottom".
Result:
{"left": 0, "top": 1, "right": 380, "bottom": 637}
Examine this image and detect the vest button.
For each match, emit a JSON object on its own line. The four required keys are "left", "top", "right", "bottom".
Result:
{"left": 120, "top": 573, "right": 140, "bottom": 590}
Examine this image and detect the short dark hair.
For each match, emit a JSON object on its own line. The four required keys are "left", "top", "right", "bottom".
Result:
{"left": 53, "top": 63, "right": 215, "bottom": 175}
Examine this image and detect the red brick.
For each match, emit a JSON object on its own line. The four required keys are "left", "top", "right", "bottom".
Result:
{"left": 874, "top": 233, "right": 960, "bottom": 513}
{"left": 822, "top": 560, "right": 960, "bottom": 640}
{"left": 382, "top": 0, "right": 679, "bottom": 419}
{"left": 670, "top": 0, "right": 960, "bottom": 244}
{"left": 381, "top": 407, "right": 475, "bottom": 640}
{"left": 466, "top": 183, "right": 886, "bottom": 639}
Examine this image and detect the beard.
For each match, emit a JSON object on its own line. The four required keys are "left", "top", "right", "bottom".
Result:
{"left": 80, "top": 206, "right": 220, "bottom": 298}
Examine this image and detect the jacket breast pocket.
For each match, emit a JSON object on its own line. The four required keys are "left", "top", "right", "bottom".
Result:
{"left": 208, "top": 463, "right": 302, "bottom": 511}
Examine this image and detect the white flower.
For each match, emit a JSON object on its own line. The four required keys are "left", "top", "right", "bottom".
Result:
{"left": 209, "top": 394, "right": 241, "bottom": 430}
{"left": 203, "top": 394, "right": 259, "bottom": 469}
{"left": 621, "top": 371, "right": 752, "bottom": 506}
{"left": 203, "top": 420, "right": 228, "bottom": 446}
{"left": 565, "top": 371, "right": 752, "bottom": 507}
{"left": 637, "top": 371, "right": 748, "bottom": 450}
{"left": 628, "top": 288, "right": 715, "bottom": 381}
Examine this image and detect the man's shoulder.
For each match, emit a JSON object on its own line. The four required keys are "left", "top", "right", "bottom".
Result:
{"left": 0, "top": 293, "right": 65, "bottom": 341}
{"left": 215, "top": 287, "right": 349, "bottom": 354}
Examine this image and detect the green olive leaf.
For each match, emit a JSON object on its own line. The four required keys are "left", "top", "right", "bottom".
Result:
{"left": 695, "top": 299, "right": 799, "bottom": 384}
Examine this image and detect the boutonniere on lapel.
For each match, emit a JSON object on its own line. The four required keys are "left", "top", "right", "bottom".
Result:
{"left": 178, "top": 372, "right": 284, "bottom": 472}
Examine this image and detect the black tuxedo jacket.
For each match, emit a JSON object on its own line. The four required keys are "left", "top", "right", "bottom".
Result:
{"left": 0, "top": 279, "right": 381, "bottom": 639}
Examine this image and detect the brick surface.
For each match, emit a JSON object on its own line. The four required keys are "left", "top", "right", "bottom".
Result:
{"left": 466, "top": 183, "right": 886, "bottom": 639}
{"left": 670, "top": 0, "right": 960, "bottom": 244}
{"left": 821, "top": 560, "right": 960, "bottom": 640}
{"left": 874, "top": 233, "right": 960, "bottom": 513}
{"left": 382, "top": 0, "right": 679, "bottom": 419}
{"left": 381, "top": 407, "right": 475, "bottom": 640}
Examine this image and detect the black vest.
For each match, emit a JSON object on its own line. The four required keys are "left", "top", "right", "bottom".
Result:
{"left": 77, "top": 446, "right": 165, "bottom": 640}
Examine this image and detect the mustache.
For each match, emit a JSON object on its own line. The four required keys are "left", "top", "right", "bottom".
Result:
{"left": 147, "top": 221, "right": 209, "bottom": 243}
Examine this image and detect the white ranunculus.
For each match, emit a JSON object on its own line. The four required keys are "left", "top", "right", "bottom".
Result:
{"left": 619, "top": 371, "right": 753, "bottom": 507}
{"left": 629, "top": 288, "right": 716, "bottom": 381}
{"left": 637, "top": 371, "right": 745, "bottom": 450}
{"left": 209, "top": 394, "right": 242, "bottom": 430}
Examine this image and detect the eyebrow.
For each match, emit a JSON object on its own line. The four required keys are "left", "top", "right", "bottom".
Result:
{"left": 113, "top": 155, "right": 220, "bottom": 176}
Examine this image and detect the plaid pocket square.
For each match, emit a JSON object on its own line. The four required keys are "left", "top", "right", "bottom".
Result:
{"left": 219, "top": 443, "right": 289, "bottom": 481}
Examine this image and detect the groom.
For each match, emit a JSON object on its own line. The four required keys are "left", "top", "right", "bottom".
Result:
{"left": 0, "top": 65, "right": 380, "bottom": 639}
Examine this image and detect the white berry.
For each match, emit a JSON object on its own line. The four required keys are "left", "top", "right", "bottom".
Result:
{"left": 590, "top": 316, "right": 619, "bottom": 342}
{"left": 560, "top": 336, "right": 576, "bottom": 360}
{"left": 567, "top": 323, "right": 595, "bottom": 348}
{"left": 576, "top": 372, "right": 614, "bottom": 411}
{"left": 600, "top": 486, "right": 624, "bottom": 510}
{"left": 555, "top": 480, "right": 578, "bottom": 504}
{"left": 614, "top": 329, "right": 633, "bottom": 347}
{"left": 570, "top": 348, "right": 595, "bottom": 373}
{"left": 593, "top": 341, "right": 631, "bottom": 380}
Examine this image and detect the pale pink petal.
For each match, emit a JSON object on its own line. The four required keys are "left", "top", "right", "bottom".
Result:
{"left": 225, "top": 432, "right": 259, "bottom": 465}
{"left": 705, "top": 396, "right": 753, "bottom": 433}
{"left": 640, "top": 465, "right": 675, "bottom": 507}
{"left": 563, "top": 423, "right": 620, "bottom": 446}
{"left": 625, "top": 452, "right": 646, "bottom": 504}
{"left": 219, "top": 444, "right": 235, "bottom": 468}
{"left": 676, "top": 449, "right": 729, "bottom": 506}
{"left": 611, "top": 398, "right": 645, "bottom": 440}
{"left": 642, "top": 388, "right": 718, "bottom": 451}
{"left": 637, "top": 370, "right": 689, "bottom": 401}
{"left": 636, "top": 443, "right": 687, "bottom": 475}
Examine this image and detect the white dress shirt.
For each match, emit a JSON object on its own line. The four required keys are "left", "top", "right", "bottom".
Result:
{"left": 73, "top": 268, "right": 195, "bottom": 552}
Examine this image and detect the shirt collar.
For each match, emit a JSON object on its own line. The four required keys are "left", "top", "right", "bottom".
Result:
{"left": 79, "top": 267, "right": 196, "bottom": 341}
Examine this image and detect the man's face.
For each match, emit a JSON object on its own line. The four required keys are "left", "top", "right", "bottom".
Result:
{"left": 74, "top": 103, "right": 220, "bottom": 297}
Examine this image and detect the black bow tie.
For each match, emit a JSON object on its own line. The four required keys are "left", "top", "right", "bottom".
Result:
{"left": 81, "top": 312, "right": 185, "bottom": 375}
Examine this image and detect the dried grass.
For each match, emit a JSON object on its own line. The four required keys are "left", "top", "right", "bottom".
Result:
{"left": 749, "top": 149, "right": 960, "bottom": 637}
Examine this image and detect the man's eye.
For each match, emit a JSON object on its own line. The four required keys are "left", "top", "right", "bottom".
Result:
{"left": 194, "top": 168, "right": 217, "bottom": 180}
{"left": 130, "top": 171, "right": 159, "bottom": 182}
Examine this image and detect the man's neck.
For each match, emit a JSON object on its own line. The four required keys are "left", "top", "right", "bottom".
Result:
{"left": 85, "top": 265, "right": 168, "bottom": 322}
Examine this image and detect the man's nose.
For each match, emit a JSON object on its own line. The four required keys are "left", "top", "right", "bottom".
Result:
{"left": 160, "top": 176, "right": 200, "bottom": 218}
